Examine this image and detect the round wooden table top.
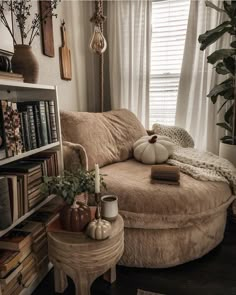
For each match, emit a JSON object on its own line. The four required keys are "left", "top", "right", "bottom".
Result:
{"left": 47, "top": 214, "right": 124, "bottom": 247}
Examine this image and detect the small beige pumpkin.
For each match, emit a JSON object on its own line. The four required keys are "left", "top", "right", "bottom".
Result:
{"left": 86, "top": 218, "right": 112, "bottom": 240}
{"left": 133, "top": 134, "right": 174, "bottom": 164}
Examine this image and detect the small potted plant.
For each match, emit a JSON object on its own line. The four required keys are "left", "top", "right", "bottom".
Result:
{"left": 42, "top": 169, "right": 106, "bottom": 232}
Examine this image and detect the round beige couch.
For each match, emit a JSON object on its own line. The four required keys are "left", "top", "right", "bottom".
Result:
{"left": 60, "top": 109, "right": 234, "bottom": 268}
{"left": 101, "top": 159, "right": 233, "bottom": 268}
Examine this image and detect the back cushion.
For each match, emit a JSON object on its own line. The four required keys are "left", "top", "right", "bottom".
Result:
{"left": 60, "top": 109, "right": 147, "bottom": 170}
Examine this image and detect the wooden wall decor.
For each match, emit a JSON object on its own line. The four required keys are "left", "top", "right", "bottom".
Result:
{"left": 39, "top": 0, "right": 55, "bottom": 57}
{"left": 59, "top": 21, "right": 72, "bottom": 81}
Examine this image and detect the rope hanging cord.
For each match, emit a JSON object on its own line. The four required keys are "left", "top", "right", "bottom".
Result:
{"left": 90, "top": 0, "right": 106, "bottom": 112}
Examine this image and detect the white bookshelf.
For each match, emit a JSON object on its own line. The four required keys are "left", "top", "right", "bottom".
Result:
{"left": 0, "top": 81, "right": 63, "bottom": 295}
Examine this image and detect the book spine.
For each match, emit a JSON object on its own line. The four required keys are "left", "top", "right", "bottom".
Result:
{"left": 48, "top": 101, "right": 58, "bottom": 142}
{"left": 45, "top": 101, "right": 52, "bottom": 144}
{"left": 27, "top": 106, "right": 37, "bottom": 150}
{"left": 0, "top": 100, "right": 7, "bottom": 160}
{"left": 38, "top": 102, "right": 48, "bottom": 146}
{"left": 0, "top": 100, "right": 14, "bottom": 157}
{"left": 33, "top": 105, "right": 42, "bottom": 148}
{"left": 22, "top": 112, "right": 31, "bottom": 151}
{"left": 19, "top": 113, "right": 26, "bottom": 153}
{"left": 0, "top": 177, "right": 12, "bottom": 230}
{"left": 11, "top": 102, "right": 23, "bottom": 155}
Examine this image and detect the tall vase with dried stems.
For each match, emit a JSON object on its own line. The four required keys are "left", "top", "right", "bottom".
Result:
{"left": 11, "top": 45, "right": 39, "bottom": 83}
{"left": 0, "top": 0, "right": 59, "bottom": 83}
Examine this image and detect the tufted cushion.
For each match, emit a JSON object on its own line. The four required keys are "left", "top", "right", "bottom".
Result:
{"left": 60, "top": 109, "right": 147, "bottom": 170}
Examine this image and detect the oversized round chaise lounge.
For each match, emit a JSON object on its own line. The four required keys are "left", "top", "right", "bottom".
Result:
{"left": 60, "top": 109, "right": 234, "bottom": 268}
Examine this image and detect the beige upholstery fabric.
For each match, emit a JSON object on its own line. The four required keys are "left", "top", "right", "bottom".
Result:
{"left": 119, "top": 211, "right": 227, "bottom": 268}
{"left": 99, "top": 159, "right": 233, "bottom": 267}
{"left": 101, "top": 159, "right": 232, "bottom": 217}
{"left": 63, "top": 141, "right": 88, "bottom": 171}
{"left": 60, "top": 109, "right": 147, "bottom": 171}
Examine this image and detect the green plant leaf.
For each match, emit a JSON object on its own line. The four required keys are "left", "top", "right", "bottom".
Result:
{"left": 207, "top": 78, "right": 233, "bottom": 98}
{"left": 199, "top": 24, "right": 231, "bottom": 50}
{"left": 211, "top": 95, "right": 218, "bottom": 104}
{"left": 224, "top": 104, "right": 234, "bottom": 123}
{"left": 223, "top": 56, "right": 236, "bottom": 74}
{"left": 216, "top": 122, "right": 233, "bottom": 132}
{"left": 218, "top": 100, "right": 228, "bottom": 113}
{"left": 223, "top": 1, "right": 235, "bottom": 18}
{"left": 221, "top": 135, "right": 233, "bottom": 142}
{"left": 207, "top": 49, "right": 236, "bottom": 64}
{"left": 223, "top": 87, "right": 234, "bottom": 100}
{"left": 205, "top": 1, "right": 226, "bottom": 12}
{"left": 231, "top": 40, "right": 236, "bottom": 48}
{"left": 215, "top": 62, "right": 229, "bottom": 74}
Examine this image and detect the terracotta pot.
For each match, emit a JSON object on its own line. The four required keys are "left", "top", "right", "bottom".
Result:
{"left": 11, "top": 45, "right": 39, "bottom": 83}
{"left": 60, "top": 199, "right": 91, "bottom": 232}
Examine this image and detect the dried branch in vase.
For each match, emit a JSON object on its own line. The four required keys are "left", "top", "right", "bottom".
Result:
{"left": 0, "top": 0, "right": 59, "bottom": 46}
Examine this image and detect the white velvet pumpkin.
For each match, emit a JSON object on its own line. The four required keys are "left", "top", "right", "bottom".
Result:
{"left": 86, "top": 218, "right": 112, "bottom": 240}
{"left": 133, "top": 134, "right": 174, "bottom": 164}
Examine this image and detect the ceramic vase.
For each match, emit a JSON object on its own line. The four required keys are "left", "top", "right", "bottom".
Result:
{"left": 11, "top": 45, "right": 39, "bottom": 83}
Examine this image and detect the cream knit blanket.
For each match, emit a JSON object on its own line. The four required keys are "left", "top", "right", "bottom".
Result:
{"left": 153, "top": 123, "right": 236, "bottom": 193}
{"left": 168, "top": 146, "right": 236, "bottom": 193}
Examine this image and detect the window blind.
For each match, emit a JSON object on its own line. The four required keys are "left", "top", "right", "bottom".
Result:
{"left": 149, "top": 0, "right": 190, "bottom": 127}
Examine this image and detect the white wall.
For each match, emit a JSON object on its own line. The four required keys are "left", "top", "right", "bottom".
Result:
{"left": 31, "top": 1, "right": 82, "bottom": 112}
{"left": 1, "top": 1, "right": 90, "bottom": 112}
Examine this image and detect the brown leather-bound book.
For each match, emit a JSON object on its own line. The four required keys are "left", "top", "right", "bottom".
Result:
{"left": 151, "top": 165, "right": 180, "bottom": 181}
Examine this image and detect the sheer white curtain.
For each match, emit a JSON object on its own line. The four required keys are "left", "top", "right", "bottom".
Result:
{"left": 107, "top": 0, "right": 151, "bottom": 128}
{"left": 175, "top": 0, "right": 230, "bottom": 154}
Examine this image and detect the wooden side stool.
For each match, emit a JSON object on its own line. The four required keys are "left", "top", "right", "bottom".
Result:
{"left": 47, "top": 215, "right": 124, "bottom": 295}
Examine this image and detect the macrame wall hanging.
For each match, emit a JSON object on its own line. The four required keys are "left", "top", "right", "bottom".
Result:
{"left": 90, "top": 0, "right": 107, "bottom": 112}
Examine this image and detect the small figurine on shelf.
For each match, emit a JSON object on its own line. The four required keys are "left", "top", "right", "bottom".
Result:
{"left": 42, "top": 168, "right": 106, "bottom": 232}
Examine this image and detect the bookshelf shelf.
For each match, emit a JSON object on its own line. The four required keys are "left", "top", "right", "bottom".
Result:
{"left": 0, "top": 194, "right": 56, "bottom": 238}
{"left": 0, "top": 142, "right": 60, "bottom": 166}
{"left": 0, "top": 80, "right": 56, "bottom": 91}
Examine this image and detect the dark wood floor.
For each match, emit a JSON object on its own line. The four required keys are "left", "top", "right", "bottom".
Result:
{"left": 33, "top": 220, "right": 236, "bottom": 295}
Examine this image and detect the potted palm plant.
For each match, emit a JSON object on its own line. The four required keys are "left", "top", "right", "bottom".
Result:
{"left": 198, "top": 0, "right": 236, "bottom": 166}
{"left": 42, "top": 169, "right": 106, "bottom": 232}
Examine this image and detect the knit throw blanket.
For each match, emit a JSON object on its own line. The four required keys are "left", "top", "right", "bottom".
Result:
{"left": 153, "top": 123, "right": 236, "bottom": 193}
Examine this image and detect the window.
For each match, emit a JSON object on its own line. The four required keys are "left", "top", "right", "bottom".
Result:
{"left": 149, "top": 0, "right": 190, "bottom": 127}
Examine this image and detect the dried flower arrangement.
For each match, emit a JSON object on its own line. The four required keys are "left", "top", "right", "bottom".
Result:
{"left": 0, "top": 0, "right": 59, "bottom": 46}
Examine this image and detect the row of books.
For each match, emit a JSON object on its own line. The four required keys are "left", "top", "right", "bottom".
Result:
{"left": 0, "top": 198, "right": 63, "bottom": 295}
{"left": 0, "top": 100, "right": 58, "bottom": 160}
{"left": 0, "top": 151, "right": 59, "bottom": 231}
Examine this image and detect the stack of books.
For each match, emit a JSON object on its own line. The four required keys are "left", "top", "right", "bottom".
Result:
{"left": 0, "top": 151, "right": 59, "bottom": 221}
{"left": 0, "top": 100, "right": 58, "bottom": 159}
{"left": 15, "top": 220, "right": 48, "bottom": 283}
{"left": 0, "top": 197, "right": 63, "bottom": 294}
{"left": 0, "top": 161, "right": 44, "bottom": 214}
{"left": 0, "top": 224, "right": 45, "bottom": 294}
